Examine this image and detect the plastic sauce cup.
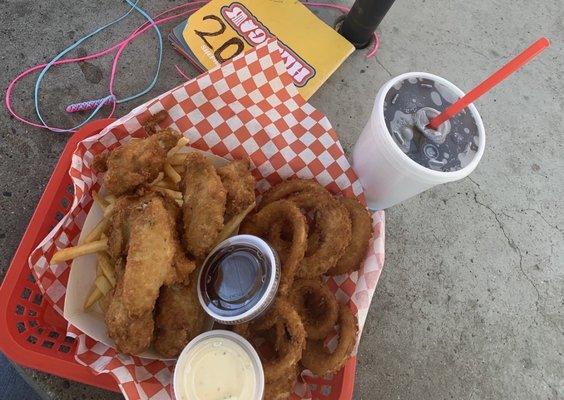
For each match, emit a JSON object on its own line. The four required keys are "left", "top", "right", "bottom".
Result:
{"left": 173, "top": 330, "right": 264, "bottom": 400}
{"left": 197, "top": 234, "right": 280, "bottom": 324}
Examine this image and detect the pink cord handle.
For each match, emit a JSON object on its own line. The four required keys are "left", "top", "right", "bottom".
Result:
{"left": 5, "top": 2, "right": 207, "bottom": 131}
{"left": 6, "top": 1, "right": 379, "bottom": 132}
{"left": 66, "top": 96, "right": 116, "bottom": 113}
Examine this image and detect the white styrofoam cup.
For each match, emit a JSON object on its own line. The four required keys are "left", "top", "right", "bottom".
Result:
{"left": 352, "top": 72, "right": 486, "bottom": 210}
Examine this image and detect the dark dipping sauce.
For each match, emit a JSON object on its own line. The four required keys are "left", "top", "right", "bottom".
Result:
{"left": 199, "top": 241, "right": 279, "bottom": 322}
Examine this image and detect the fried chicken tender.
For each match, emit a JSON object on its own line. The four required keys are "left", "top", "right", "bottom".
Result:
{"left": 105, "top": 279, "right": 154, "bottom": 355}
{"left": 93, "top": 128, "right": 180, "bottom": 195}
{"left": 119, "top": 195, "right": 185, "bottom": 317}
{"left": 182, "top": 152, "right": 226, "bottom": 258}
{"left": 153, "top": 280, "right": 208, "bottom": 358}
{"left": 172, "top": 246, "right": 197, "bottom": 285}
{"left": 217, "top": 159, "right": 255, "bottom": 220}
{"left": 104, "top": 192, "right": 196, "bottom": 355}
{"left": 107, "top": 195, "right": 137, "bottom": 260}
{"left": 107, "top": 192, "right": 195, "bottom": 284}
{"left": 143, "top": 110, "right": 168, "bottom": 135}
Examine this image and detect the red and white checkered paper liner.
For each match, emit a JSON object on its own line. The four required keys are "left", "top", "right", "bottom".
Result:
{"left": 28, "top": 40, "right": 385, "bottom": 399}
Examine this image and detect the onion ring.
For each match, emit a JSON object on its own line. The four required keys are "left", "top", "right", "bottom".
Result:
{"left": 264, "top": 363, "right": 299, "bottom": 400}
{"left": 301, "top": 304, "right": 358, "bottom": 376}
{"left": 240, "top": 200, "right": 307, "bottom": 294}
{"left": 288, "top": 279, "right": 339, "bottom": 340}
{"left": 261, "top": 179, "right": 331, "bottom": 262}
{"left": 259, "top": 179, "right": 329, "bottom": 209}
{"left": 269, "top": 191, "right": 351, "bottom": 278}
{"left": 327, "top": 196, "right": 373, "bottom": 276}
{"left": 234, "top": 300, "right": 306, "bottom": 383}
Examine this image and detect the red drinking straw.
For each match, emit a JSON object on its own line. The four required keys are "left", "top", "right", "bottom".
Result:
{"left": 428, "top": 37, "right": 550, "bottom": 130}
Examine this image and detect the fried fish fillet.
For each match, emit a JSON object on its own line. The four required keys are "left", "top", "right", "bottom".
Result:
{"left": 153, "top": 280, "right": 209, "bottom": 358}
{"left": 93, "top": 128, "right": 180, "bottom": 195}
{"left": 217, "top": 159, "right": 256, "bottom": 220}
{"left": 182, "top": 152, "right": 226, "bottom": 258}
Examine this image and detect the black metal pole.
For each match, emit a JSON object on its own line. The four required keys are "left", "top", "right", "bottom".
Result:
{"left": 339, "top": 0, "right": 397, "bottom": 48}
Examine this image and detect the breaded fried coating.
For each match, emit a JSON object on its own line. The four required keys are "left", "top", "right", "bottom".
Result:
{"left": 217, "top": 159, "right": 255, "bottom": 220}
{"left": 181, "top": 152, "right": 226, "bottom": 258}
{"left": 94, "top": 129, "right": 180, "bottom": 195}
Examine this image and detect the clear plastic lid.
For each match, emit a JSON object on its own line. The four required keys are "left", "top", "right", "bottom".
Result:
{"left": 173, "top": 330, "right": 264, "bottom": 400}
{"left": 197, "top": 235, "right": 280, "bottom": 324}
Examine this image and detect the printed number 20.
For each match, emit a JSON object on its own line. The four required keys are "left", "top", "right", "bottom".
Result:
{"left": 194, "top": 15, "right": 244, "bottom": 63}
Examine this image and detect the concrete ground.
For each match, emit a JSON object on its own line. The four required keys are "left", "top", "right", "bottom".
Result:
{"left": 0, "top": 352, "right": 42, "bottom": 400}
{"left": 1, "top": 0, "right": 562, "bottom": 399}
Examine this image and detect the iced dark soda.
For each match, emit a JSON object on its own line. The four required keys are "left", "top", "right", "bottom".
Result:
{"left": 384, "top": 77, "right": 480, "bottom": 172}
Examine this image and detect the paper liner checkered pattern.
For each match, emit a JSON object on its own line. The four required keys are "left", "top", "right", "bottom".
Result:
{"left": 28, "top": 40, "right": 385, "bottom": 400}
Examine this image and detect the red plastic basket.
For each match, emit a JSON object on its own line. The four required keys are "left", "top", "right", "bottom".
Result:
{"left": 0, "top": 118, "right": 358, "bottom": 399}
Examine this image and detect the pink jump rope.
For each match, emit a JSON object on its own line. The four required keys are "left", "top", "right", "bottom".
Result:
{"left": 5, "top": 1, "right": 381, "bottom": 133}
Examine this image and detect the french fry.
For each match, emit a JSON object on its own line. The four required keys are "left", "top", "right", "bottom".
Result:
{"left": 51, "top": 238, "right": 108, "bottom": 264}
{"left": 154, "top": 179, "right": 177, "bottom": 190}
{"left": 214, "top": 202, "right": 255, "bottom": 246}
{"left": 104, "top": 194, "right": 117, "bottom": 204}
{"left": 97, "top": 292, "right": 111, "bottom": 314}
{"left": 95, "top": 275, "right": 112, "bottom": 296}
{"left": 173, "top": 164, "right": 185, "bottom": 175}
{"left": 167, "top": 137, "right": 189, "bottom": 157}
{"left": 103, "top": 201, "right": 116, "bottom": 217}
{"left": 80, "top": 215, "right": 111, "bottom": 244}
{"left": 150, "top": 172, "right": 164, "bottom": 186}
{"left": 164, "top": 162, "right": 182, "bottom": 184}
{"left": 92, "top": 191, "right": 108, "bottom": 209}
{"left": 154, "top": 187, "right": 183, "bottom": 200}
{"left": 168, "top": 153, "right": 187, "bottom": 166}
{"left": 97, "top": 252, "right": 116, "bottom": 287}
{"left": 83, "top": 286, "right": 103, "bottom": 310}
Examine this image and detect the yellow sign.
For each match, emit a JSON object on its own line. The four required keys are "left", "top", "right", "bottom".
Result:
{"left": 184, "top": 0, "right": 354, "bottom": 99}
